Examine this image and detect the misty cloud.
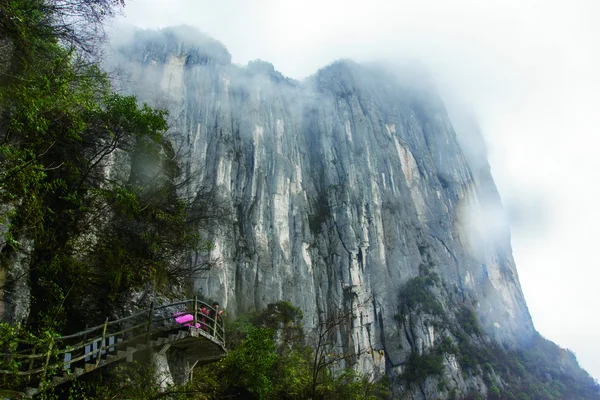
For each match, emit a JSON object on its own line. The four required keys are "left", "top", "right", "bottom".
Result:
{"left": 109, "top": 0, "right": 600, "bottom": 380}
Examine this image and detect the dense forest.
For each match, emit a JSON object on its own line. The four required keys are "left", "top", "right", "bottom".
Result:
{"left": 0, "top": 1, "right": 598, "bottom": 399}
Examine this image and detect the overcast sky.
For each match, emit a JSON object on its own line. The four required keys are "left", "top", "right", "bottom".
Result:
{"left": 111, "top": 0, "right": 600, "bottom": 380}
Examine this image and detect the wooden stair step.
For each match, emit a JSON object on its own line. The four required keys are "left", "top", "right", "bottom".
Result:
{"left": 84, "top": 363, "right": 96, "bottom": 372}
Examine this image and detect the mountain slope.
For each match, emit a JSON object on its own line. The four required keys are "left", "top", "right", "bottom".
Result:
{"left": 109, "top": 26, "right": 599, "bottom": 399}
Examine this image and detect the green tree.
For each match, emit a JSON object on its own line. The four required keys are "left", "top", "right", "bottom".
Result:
{"left": 0, "top": 0, "right": 218, "bottom": 334}
{"left": 220, "top": 326, "right": 278, "bottom": 399}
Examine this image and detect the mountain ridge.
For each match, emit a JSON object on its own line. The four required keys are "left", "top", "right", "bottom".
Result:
{"left": 106, "top": 25, "right": 598, "bottom": 399}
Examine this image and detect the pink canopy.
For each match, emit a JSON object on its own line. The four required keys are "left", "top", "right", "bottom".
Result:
{"left": 173, "top": 313, "right": 201, "bottom": 328}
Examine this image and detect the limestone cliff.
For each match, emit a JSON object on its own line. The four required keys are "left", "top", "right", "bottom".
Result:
{"left": 109, "top": 26, "right": 594, "bottom": 398}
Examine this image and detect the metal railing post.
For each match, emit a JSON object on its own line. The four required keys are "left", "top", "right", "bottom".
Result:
{"left": 146, "top": 302, "right": 155, "bottom": 343}
{"left": 28, "top": 346, "right": 37, "bottom": 373}
{"left": 83, "top": 323, "right": 90, "bottom": 362}
{"left": 95, "top": 318, "right": 109, "bottom": 367}
{"left": 212, "top": 308, "right": 218, "bottom": 338}
{"left": 193, "top": 296, "right": 198, "bottom": 328}
{"left": 38, "top": 337, "right": 55, "bottom": 389}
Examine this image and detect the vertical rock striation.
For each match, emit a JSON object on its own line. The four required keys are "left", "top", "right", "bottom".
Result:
{"left": 111, "top": 26, "right": 538, "bottom": 395}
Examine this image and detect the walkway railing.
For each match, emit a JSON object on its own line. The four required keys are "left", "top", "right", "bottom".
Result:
{"left": 0, "top": 297, "right": 225, "bottom": 384}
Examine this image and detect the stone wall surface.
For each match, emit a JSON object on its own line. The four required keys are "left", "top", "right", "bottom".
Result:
{"left": 111, "top": 26, "right": 536, "bottom": 396}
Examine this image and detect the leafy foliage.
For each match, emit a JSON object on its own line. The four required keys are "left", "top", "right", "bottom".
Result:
{"left": 0, "top": 323, "right": 60, "bottom": 391}
{"left": 40, "top": 362, "right": 170, "bottom": 400}
{"left": 194, "top": 302, "right": 311, "bottom": 399}
{"left": 219, "top": 326, "right": 280, "bottom": 398}
{"left": 402, "top": 351, "right": 444, "bottom": 383}
{"left": 189, "top": 302, "right": 386, "bottom": 400}
{"left": 397, "top": 276, "right": 444, "bottom": 319}
{"left": 0, "top": 0, "right": 213, "bottom": 334}
{"left": 0, "top": 1, "right": 227, "bottom": 396}
{"left": 318, "top": 369, "right": 388, "bottom": 400}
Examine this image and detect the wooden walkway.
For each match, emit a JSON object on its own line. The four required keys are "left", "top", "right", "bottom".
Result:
{"left": 0, "top": 298, "right": 226, "bottom": 398}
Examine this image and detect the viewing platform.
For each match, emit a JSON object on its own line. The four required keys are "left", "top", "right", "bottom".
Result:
{"left": 0, "top": 298, "right": 226, "bottom": 398}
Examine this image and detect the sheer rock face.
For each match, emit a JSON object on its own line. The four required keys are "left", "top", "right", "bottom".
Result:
{"left": 112, "top": 26, "right": 534, "bottom": 390}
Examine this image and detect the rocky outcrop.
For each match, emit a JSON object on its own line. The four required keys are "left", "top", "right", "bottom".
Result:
{"left": 110, "top": 26, "right": 537, "bottom": 397}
